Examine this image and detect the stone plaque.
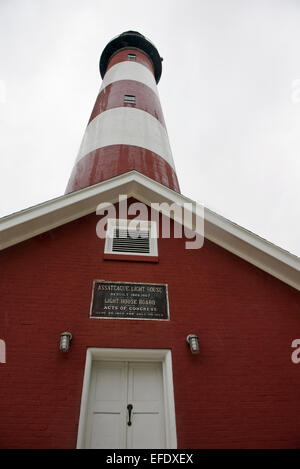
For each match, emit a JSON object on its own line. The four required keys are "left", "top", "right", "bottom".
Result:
{"left": 90, "top": 280, "right": 169, "bottom": 320}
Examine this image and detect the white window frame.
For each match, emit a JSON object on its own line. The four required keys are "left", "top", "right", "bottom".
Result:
{"left": 76, "top": 348, "right": 177, "bottom": 449}
{"left": 104, "top": 218, "right": 158, "bottom": 257}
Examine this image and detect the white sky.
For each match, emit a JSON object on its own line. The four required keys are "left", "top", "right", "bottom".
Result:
{"left": 0, "top": 0, "right": 300, "bottom": 256}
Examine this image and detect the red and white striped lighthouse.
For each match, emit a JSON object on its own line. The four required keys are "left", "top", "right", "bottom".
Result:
{"left": 66, "top": 31, "right": 180, "bottom": 194}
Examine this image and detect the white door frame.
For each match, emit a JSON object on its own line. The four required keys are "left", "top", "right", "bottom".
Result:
{"left": 76, "top": 348, "right": 177, "bottom": 449}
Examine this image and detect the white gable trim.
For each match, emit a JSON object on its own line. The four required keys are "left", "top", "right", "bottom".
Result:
{"left": 0, "top": 171, "right": 299, "bottom": 291}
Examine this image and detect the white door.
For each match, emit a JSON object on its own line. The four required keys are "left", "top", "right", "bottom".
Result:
{"left": 85, "top": 361, "right": 166, "bottom": 449}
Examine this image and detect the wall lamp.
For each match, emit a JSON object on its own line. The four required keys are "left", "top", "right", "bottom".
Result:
{"left": 186, "top": 334, "right": 199, "bottom": 354}
{"left": 60, "top": 332, "right": 72, "bottom": 352}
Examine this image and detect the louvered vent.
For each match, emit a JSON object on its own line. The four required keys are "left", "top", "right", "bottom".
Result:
{"left": 124, "top": 94, "right": 136, "bottom": 104}
{"left": 112, "top": 228, "right": 150, "bottom": 254}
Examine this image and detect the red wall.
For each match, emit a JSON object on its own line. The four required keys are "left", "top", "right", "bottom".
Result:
{"left": 0, "top": 203, "right": 300, "bottom": 449}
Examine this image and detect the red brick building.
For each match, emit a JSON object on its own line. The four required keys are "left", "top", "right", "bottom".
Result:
{"left": 0, "top": 31, "right": 300, "bottom": 449}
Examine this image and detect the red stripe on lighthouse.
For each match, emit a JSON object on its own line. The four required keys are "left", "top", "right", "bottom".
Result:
{"left": 65, "top": 145, "right": 180, "bottom": 193}
{"left": 88, "top": 80, "right": 166, "bottom": 128}
{"left": 106, "top": 49, "right": 155, "bottom": 75}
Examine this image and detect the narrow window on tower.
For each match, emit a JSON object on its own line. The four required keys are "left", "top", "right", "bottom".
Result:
{"left": 104, "top": 219, "right": 158, "bottom": 258}
{"left": 124, "top": 94, "right": 136, "bottom": 105}
{"left": 127, "top": 53, "right": 136, "bottom": 60}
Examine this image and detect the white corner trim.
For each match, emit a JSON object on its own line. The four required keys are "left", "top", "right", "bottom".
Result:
{"left": 76, "top": 349, "right": 93, "bottom": 449}
{"left": 76, "top": 348, "right": 177, "bottom": 449}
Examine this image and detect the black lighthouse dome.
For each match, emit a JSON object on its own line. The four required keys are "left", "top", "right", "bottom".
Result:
{"left": 99, "top": 30, "right": 163, "bottom": 83}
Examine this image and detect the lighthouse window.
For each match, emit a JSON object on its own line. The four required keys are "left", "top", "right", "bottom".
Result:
{"left": 124, "top": 94, "right": 136, "bottom": 104}
{"left": 104, "top": 219, "right": 158, "bottom": 257}
{"left": 128, "top": 53, "right": 136, "bottom": 60}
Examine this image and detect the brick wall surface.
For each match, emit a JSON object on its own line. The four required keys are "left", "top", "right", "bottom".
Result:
{"left": 0, "top": 202, "right": 300, "bottom": 449}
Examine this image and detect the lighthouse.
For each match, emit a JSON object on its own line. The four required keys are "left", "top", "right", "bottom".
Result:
{"left": 0, "top": 31, "right": 300, "bottom": 450}
{"left": 66, "top": 31, "right": 180, "bottom": 194}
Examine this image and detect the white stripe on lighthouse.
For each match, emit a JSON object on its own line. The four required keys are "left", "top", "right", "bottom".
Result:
{"left": 76, "top": 107, "right": 175, "bottom": 169}
{"left": 100, "top": 61, "right": 158, "bottom": 95}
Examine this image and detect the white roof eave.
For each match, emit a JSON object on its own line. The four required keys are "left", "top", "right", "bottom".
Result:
{"left": 0, "top": 170, "right": 299, "bottom": 291}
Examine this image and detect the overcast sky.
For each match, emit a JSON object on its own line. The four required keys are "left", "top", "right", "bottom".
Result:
{"left": 0, "top": 0, "right": 300, "bottom": 257}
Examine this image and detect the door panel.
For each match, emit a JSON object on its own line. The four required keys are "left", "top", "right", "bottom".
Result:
{"left": 86, "top": 361, "right": 127, "bottom": 449}
{"left": 90, "top": 412, "right": 123, "bottom": 449}
{"left": 95, "top": 364, "right": 126, "bottom": 402}
{"left": 129, "top": 413, "right": 164, "bottom": 449}
{"left": 127, "top": 362, "right": 165, "bottom": 449}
